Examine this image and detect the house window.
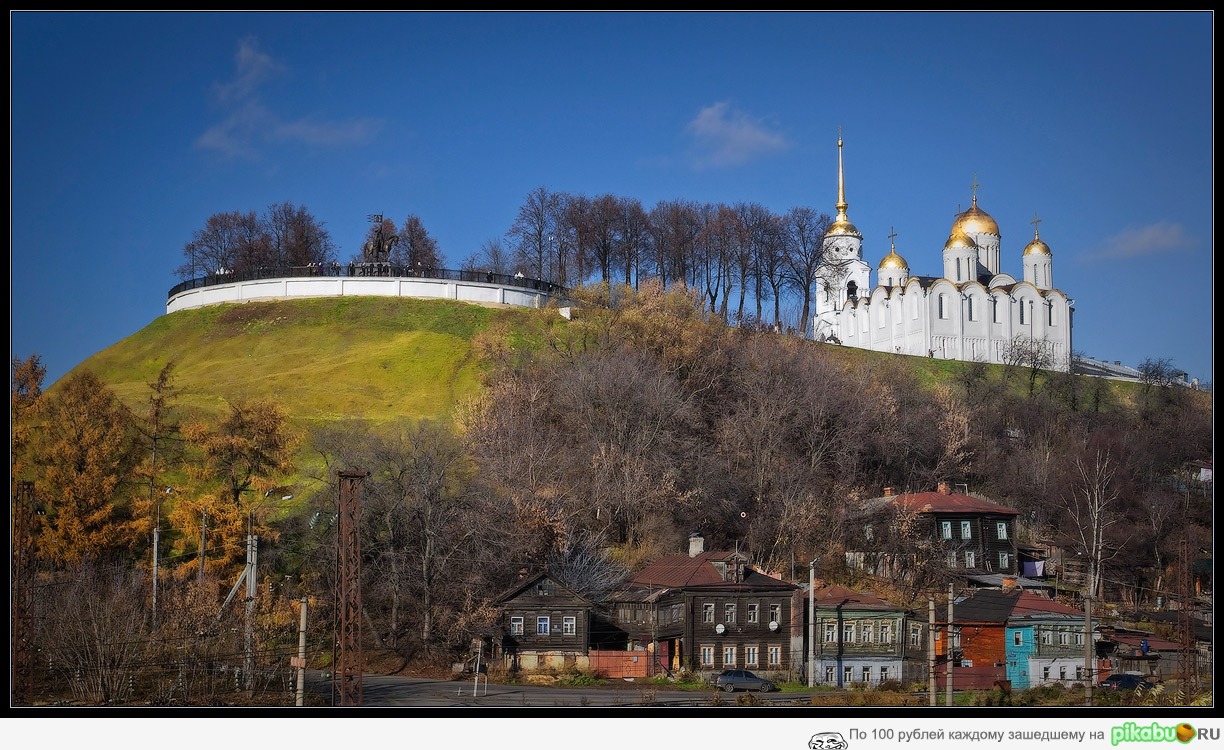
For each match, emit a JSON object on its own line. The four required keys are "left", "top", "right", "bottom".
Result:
{"left": 1058, "top": 631, "right": 1070, "bottom": 646}
{"left": 700, "top": 645, "right": 715, "bottom": 667}
{"left": 825, "top": 666, "right": 836, "bottom": 684}
{"left": 996, "top": 521, "right": 1008, "bottom": 540}
{"left": 1013, "top": 631, "right": 1023, "bottom": 647}
{"left": 768, "top": 646, "right": 781, "bottom": 666}
{"left": 844, "top": 666, "right": 854, "bottom": 684}
{"left": 1075, "top": 632, "right": 1085, "bottom": 646}
{"left": 723, "top": 646, "right": 737, "bottom": 668}
{"left": 534, "top": 581, "right": 551, "bottom": 596}
{"left": 1041, "top": 629, "right": 1053, "bottom": 646}
{"left": 725, "top": 603, "right": 737, "bottom": 623}
{"left": 864, "top": 524, "right": 874, "bottom": 541}
{"left": 825, "top": 624, "right": 837, "bottom": 643}
{"left": 880, "top": 666, "right": 890, "bottom": 682}
{"left": 861, "top": 666, "right": 872, "bottom": 683}
{"left": 861, "top": 623, "right": 874, "bottom": 643}
{"left": 702, "top": 603, "right": 715, "bottom": 623}
{"left": 747, "top": 603, "right": 759, "bottom": 623}
{"left": 880, "top": 622, "right": 893, "bottom": 643}
{"left": 536, "top": 616, "right": 550, "bottom": 635}
{"left": 563, "top": 616, "right": 576, "bottom": 636}
{"left": 999, "top": 552, "right": 1011, "bottom": 570}
{"left": 910, "top": 624, "right": 921, "bottom": 646}
{"left": 941, "top": 521, "right": 953, "bottom": 540}
{"left": 843, "top": 622, "right": 856, "bottom": 643}
{"left": 947, "top": 550, "right": 958, "bottom": 568}
{"left": 1076, "top": 666, "right": 1085, "bottom": 681}
{"left": 961, "top": 521, "right": 972, "bottom": 539}
{"left": 745, "top": 646, "right": 759, "bottom": 667}
{"left": 510, "top": 617, "right": 524, "bottom": 636}
{"left": 964, "top": 550, "right": 976, "bottom": 568}
{"left": 1059, "top": 666, "right": 1067, "bottom": 680}
{"left": 1042, "top": 666, "right": 1051, "bottom": 680}
{"left": 769, "top": 604, "right": 781, "bottom": 624}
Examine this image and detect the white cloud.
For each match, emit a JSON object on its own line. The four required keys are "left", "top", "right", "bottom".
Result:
{"left": 196, "top": 37, "right": 379, "bottom": 158}
{"left": 1082, "top": 222, "right": 1192, "bottom": 261}
{"left": 685, "top": 102, "right": 787, "bottom": 169}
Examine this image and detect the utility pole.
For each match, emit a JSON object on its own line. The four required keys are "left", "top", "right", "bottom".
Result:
{"left": 152, "top": 486, "right": 172, "bottom": 629}
{"left": 928, "top": 595, "right": 936, "bottom": 706}
{"left": 244, "top": 523, "right": 258, "bottom": 693}
{"left": 295, "top": 596, "right": 308, "bottom": 707}
{"left": 946, "top": 583, "right": 954, "bottom": 706}
{"left": 807, "top": 561, "right": 816, "bottom": 687}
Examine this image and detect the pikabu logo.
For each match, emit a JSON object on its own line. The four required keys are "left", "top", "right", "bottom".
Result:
{"left": 1111, "top": 722, "right": 1217, "bottom": 745}
{"left": 808, "top": 733, "right": 848, "bottom": 750}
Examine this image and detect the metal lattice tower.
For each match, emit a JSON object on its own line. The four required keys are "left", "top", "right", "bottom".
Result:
{"left": 1178, "top": 532, "right": 1199, "bottom": 696}
{"left": 333, "top": 470, "right": 367, "bottom": 707}
{"left": 11, "top": 480, "right": 35, "bottom": 705}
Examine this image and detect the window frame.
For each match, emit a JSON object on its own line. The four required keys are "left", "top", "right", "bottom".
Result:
{"left": 702, "top": 603, "right": 715, "bottom": 623}
{"left": 723, "top": 645, "right": 737, "bottom": 669}
{"left": 700, "top": 645, "right": 715, "bottom": 667}
{"left": 563, "top": 616, "right": 577, "bottom": 636}
{"left": 747, "top": 603, "right": 759, "bottom": 624}
{"left": 724, "top": 602, "right": 737, "bottom": 624}
{"left": 960, "top": 520, "right": 973, "bottom": 539}
{"left": 510, "top": 616, "right": 524, "bottom": 636}
{"left": 536, "top": 616, "right": 550, "bottom": 636}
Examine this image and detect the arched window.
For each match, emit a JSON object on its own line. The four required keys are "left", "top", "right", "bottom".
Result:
{"left": 1019, "top": 299, "right": 1027, "bottom": 324}
{"left": 938, "top": 294, "right": 947, "bottom": 319}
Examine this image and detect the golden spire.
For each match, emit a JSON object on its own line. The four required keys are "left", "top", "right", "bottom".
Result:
{"left": 970, "top": 173, "right": 980, "bottom": 208}
{"left": 1030, "top": 212, "right": 1042, "bottom": 239}
{"left": 835, "top": 126, "right": 848, "bottom": 222}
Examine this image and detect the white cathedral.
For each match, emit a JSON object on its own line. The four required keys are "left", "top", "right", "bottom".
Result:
{"left": 812, "top": 136, "right": 1074, "bottom": 372}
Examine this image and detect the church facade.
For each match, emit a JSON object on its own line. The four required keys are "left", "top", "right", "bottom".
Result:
{"left": 811, "top": 136, "right": 1074, "bottom": 372}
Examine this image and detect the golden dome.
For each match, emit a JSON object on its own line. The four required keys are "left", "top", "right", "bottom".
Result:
{"left": 944, "top": 228, "right": 978, "bottom": 252}
{"left": 952, "top": 195, "right": 999, "bottom": 236}
{"left": 826, "top": 218, "right": 862, "bottom": 239}
{"left": 879, "top": 245, "right": 908, "bottom": 270}
{"left": 1024, "top": 235, "right": 1051, "bottom": 256}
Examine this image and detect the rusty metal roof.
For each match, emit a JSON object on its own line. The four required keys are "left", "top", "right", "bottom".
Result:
{"left": 631, "top": 551, "right": 795, "bottom": 591}
{"left": 889, "top": 491, "right": 1020, "bottom": 516}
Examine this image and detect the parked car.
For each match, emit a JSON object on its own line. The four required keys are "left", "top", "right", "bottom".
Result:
{"left": 711, "top": 669, "right": 776, "bottom": 693}
{"left": 1099, "top": 673, "right": 1155, "bottom": 691}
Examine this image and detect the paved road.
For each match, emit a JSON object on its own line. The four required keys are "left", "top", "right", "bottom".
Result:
{"left": 306, "top": 671, "right": 811, "bottom": 707}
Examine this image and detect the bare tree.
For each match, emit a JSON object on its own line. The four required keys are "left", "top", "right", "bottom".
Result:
{"left": 508, "top": 186, "right": 563, "bottom": 281}
{"left": 395, "top": 215, "right": 442, "bottom": 270}
{"left": 1060, "top": 446, "right": 1131, "bottom": 601}
{"left": 783, "top": 207, "right": 831, "bottom": 336}
{"left": 1001, "top": 335, "right": 1055, "bottom": 396}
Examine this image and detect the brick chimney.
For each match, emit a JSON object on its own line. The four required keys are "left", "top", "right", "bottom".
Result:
{"left": 937, "top": 481, "right": 952, "bottom": 495}
{"left": 688, "top": 532, "right": 705, "bottom": 557}
{"left": 883, "top": 486, "right": 895, "bottom": 497}
{"left": 1002, "top": 576, "right": 1017, "bottom": 591}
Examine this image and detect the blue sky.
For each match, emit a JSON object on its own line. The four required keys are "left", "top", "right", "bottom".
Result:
{"left": 11, "top": 11, "right": 1214, "bottom": 388}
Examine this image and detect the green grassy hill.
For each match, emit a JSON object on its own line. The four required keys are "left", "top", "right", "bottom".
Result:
{"left": 66, "top": 296, "right": 555, "bottom": 435}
